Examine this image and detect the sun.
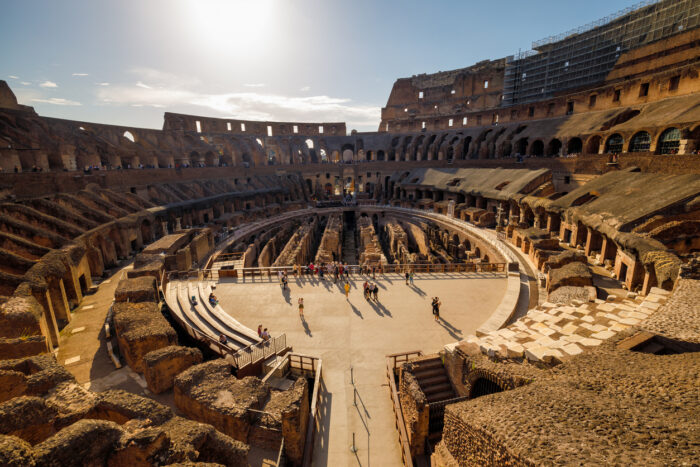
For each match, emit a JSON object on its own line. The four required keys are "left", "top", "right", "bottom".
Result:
{"left": 184, "top": 0, "right": 277, "bottom": 56}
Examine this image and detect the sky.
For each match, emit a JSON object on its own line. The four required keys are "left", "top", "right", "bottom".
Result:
{"left": 1, "top": 0, "right": 643, "bottom": 132}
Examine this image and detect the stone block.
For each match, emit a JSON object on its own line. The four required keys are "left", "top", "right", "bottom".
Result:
{"left": 143, "top": 346, "right": 203, "bottom": 394}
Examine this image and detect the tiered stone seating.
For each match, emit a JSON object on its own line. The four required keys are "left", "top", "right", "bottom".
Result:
{"left": 460, "top": 287, "right": 670, "bottom": 364}
{"left": 166, "top": 282, "right": 261, "bottom": 353}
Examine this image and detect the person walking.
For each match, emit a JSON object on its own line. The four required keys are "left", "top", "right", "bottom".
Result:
{"left": 298, "top": 297, "right": 304, "bottom": 317}
{"left": 344, "top": 281, "right": 350, "bottom": 300}
{"left": 363, "top": 281, "right": 369, "bottom": 300}
{"left": 409, "top": 270, "right": 414, "bottom": 285}
{"left": 262, "top": 328, "right": 270, "bottom": 340}
{"left": 372, "top": 283, "right": 378, "bottom": 301}
{"left": 432, "top": 297, "right": 441, "bottom": 322}
{"left": 405, "top": 271, "right": 409, "bottom": 285}
{"left": 282, "top": 273, "right": 288, "bottom": 290}
{"left": 257, "top": 324, "right": 263, "bottom": 338}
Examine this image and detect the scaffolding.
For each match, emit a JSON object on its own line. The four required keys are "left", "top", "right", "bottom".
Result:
{"left": 502, "top": 0, "right": 700, "bottom": 106}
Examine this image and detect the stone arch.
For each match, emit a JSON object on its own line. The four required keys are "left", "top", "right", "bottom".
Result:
{"left": 499, "top": 141, "right": 512, "bottom": 157}
{"left": 204, "top": 151, "right": 218, "bottom": 166}
{"left": 586, "top": 135, "right": 602, "bottom": 154}
{"left": 528, "top": 140, "right": 544, "bottom": 157}
{"left": 469, "top": 376, "right": 503, "bottom": 399}
{"left": 377, "top": 150, "right": 386, "bottom": 161}
{"left": 515, "top": 137, "right": 528, "bottom": 155}
{"left": 567, "top": 137, "right": 583, "bottom": 154}
{"left": 546, "top": 138, "right": 562, "bottom": 157}
{"left": 604, "top": 134, "right": 624, "bottom": 153}
{"left": 656, "top": 127, "right": 681, "bottom": 154}
{"left": 629, "top": 131, "right": 651, "bottom": 152}
{"left": 474, "top": 246, "right": 481, "bottom": 258}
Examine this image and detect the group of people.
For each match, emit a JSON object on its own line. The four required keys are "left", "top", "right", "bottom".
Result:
{"left": 362, "top": 281, "right": 379, "bottom": 301}
{"left": 208, "top": 292, "right": 218, "bottom": 306}
{"left": 431, "top": 297, "right": 442, "bottom": 321}
{"left": 257, "top": 324, "right": 271, "bottom": 340}
{"left": 278, "top": 270, "right": 289, "bottom": 289}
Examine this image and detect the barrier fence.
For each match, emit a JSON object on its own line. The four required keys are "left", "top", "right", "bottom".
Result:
{"left": 171, "top": 261, "right": 507, "bottom": 283}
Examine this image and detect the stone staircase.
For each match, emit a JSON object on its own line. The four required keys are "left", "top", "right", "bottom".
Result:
{"left": 341, "top": 229, "right": 357, "bottom": 264}
{"left": 457, "top": 287, "right": 670, "bottom": 365}
{"left": 411, "top": 356, "right": 455, "bottom": 403}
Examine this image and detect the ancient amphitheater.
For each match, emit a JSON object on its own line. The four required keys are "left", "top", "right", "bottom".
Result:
{"left": 0, "top": 1, "right": 699, "bottom": 466}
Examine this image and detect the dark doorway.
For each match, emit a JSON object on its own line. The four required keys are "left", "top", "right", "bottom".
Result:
{"left": 469, "top": 377, "right": 503, "bottom": 399}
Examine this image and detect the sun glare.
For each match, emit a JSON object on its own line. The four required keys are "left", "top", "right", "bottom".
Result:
{"left": 185, "top": 0, "right": 276, "bottom": 56}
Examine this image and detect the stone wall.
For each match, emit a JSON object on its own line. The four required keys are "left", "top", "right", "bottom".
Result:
{"left": 112, "top": 302, "right": 177, "bottom": 373}
{"left": 314, "top": 214, "right": 342, "bottom": 264}
{"left": 142, "top": 346, "right": 203, "bottom": 394}
{"left": 356, "top": 216, "right": 386, "bottom": 266}
{"left": 0, "top": 354, "right": 249, "bottom": 466}
{"left": 398, "top": 369, "right": 429, "bottom": 457}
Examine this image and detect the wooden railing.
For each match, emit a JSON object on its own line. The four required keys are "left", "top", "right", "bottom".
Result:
{"left": 298, "top": 355, "right": 323, "bottom": 467}
{"left": 385, "top": 351, "right": 424, "bottom": 467}
{"left": 387, "top": 350, "right": 424, "bottom": 371}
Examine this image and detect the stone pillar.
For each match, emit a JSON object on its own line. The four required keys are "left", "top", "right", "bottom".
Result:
{"left": 175, "top": 218, "right": 182, "bottom": 231}
{"left": 161, "top": 221, "right": 169, "bottom": 236}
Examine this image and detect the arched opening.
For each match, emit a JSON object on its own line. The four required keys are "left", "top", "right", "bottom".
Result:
{"left": 461, "top": 137, "right": 472, "bottom": 159}
{"left": 567, "top": 137, "right": 583, "bottom": 154}
{"left": 469, "top": 377, "right": 503, "bottom": 399}
{"left": 123, "top": 131, "right": 135, "bottom": 143}
{"left": 657, "top": 127, "right": 681, "bottom": 154}
{"left": 342, "top": 149, "right": 353, "bottom": 162}
{"left": 546, "top": 138, "right": 562, "bottom": 157}
{"left": 515, "top": 138, "right": 528, "bottom": 155}
{"left": 241, "top": 153, "right": 253, "bottom": 167}
{"left": 500, "top": 141, "right": 512, "bottom": 157}
{"left": 586, "top": 135, "right": 602, "bottom": 154}
{"left": 529, "top": 140, "right": 544, "bottom": 157}
{"left": 323, "top": 183, "right": 333, "bottom": 196}
{"left": 482, "top": 254, "right": 490, "bottom": 263}
{"left": 365, "top": 150, "right": 373, "bottom": 161}
{"left": 204, "top": 151, "right": 217, "bottom": 166}
{"left": 629, "top": 131, "right": 651, "bottom": 152}
{"left": 474, "top": 247, "right": 481, "bottom": 258}
{"left": 604, "top": 134, "right": 624, "bottom": 153}
{"left": 377, "top": 150, "right": 386, "bottom": 161}
{"left": 320, "top": 148, "right": 328, "bottom": 162}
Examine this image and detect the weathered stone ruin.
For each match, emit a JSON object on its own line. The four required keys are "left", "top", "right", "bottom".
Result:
{"left": 0, "top": 354, "right": 249, "bottom": 466}
{"left": 0, "top": 0, "right": 699, "bottom": 464}
{"left": 356, "top": 216, "right": 387, "bottom": 266}
{"left": 314, "top": 214, "right": 342, "bottom": 264}
{"left": 174, "top": 359, "right": 309, "bottom": 465}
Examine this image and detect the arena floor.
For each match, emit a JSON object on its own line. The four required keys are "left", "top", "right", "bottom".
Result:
{"left": 216, "top": 270, "right": 507, "bottom": 466}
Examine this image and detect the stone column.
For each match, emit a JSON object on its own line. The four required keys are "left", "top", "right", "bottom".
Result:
{"left": 175, "top": 218, "right": 182, "bottom": 231}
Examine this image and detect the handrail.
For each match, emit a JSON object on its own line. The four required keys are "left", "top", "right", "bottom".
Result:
{"left": 387, "top": 350, "right": 424, "bottom": 370}
{"left": 386, "top": 357, "right": 415, "bottom": 467}
{"left": 302, "top": 357, "right": 323, "bottom": 467}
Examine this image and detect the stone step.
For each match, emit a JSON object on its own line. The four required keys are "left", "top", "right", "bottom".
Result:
{"left": 412, "top": 367, "right": 445, "bottom": 379}
{"left": 421, "top": 382, "right": 452, "bottom": 396}
{"left": 426, "top": 390, "right": 456, "bottom": 403}
{"left": 418, "top": 375, "right": 449, "bottom": 387}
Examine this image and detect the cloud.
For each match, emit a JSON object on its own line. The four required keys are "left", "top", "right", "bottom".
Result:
{"left": 244, "top": 83, "right": 266, "bottom": 88}
{"left": 72, "top": 73, "right": 89, "bottom": 77}
{"left": 8, "top": 75, "right": 19, "bottom": 80}
{"left": 96, "top": 82, "right": 110, "bottom": 86}
{"left": 20, "top": 81, "right": 31, "bottom": 86}
{"left": 300, "top": 86, "right": 310, "bottom": 92}
{"left": 39, "top": 81, "right": 58, "bottom": 88}
{"left": 96, "top": 68, "right": 380, "bottom": 128}
{"left": 32, "top": 97, "right": 81, "bottom": 106}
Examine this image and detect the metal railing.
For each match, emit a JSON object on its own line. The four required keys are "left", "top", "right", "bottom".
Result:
{"left": 167, "top": 260, "right": 507, "bottom": 284}
{"left": 230, "top": 334, "right": 287, "bottom": 368}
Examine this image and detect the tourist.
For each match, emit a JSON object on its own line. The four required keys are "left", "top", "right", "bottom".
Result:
{"left": 363, "top": 281, "right": 369, "bottom": 300}
{"left": 344, "top": 281, "right": 350, "bottom": 299}
{"left": 409, "top": 270, "right": 415, "bottom": 285}
{"left": 405, "top": 271, "right": 410, "bottom": 285}
{"left": 262, "top": 328, "right": 270, "bottom": 340}
{"left": 319, "top": 265, "right": 325, "bottom": 280}
{"left": 345, "top": 266, "right": 350, "bottom": 280}
{"left": 190, "top": 295, "right": 197, "bottom": 305}
{"left": 282, "top": 272, "right": 288, "bottom": 290}
{"left": 257, "top": 324, "right": 262, "bottom": 337}
{"left": 372, "top": 283, "right": 378, "bottom": 301}
{"left": 432, "top": 297, "right": 441, "bottom": 321}
{"left": 298, "top": 297, "right": 304, "bottom": 317}
{"left": 219, "top": 334, "right": 227, "bottom": 345}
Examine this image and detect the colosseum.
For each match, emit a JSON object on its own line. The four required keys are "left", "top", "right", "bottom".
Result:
{"left": 0, "top": 0, "right": 699, "bottom": 466}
